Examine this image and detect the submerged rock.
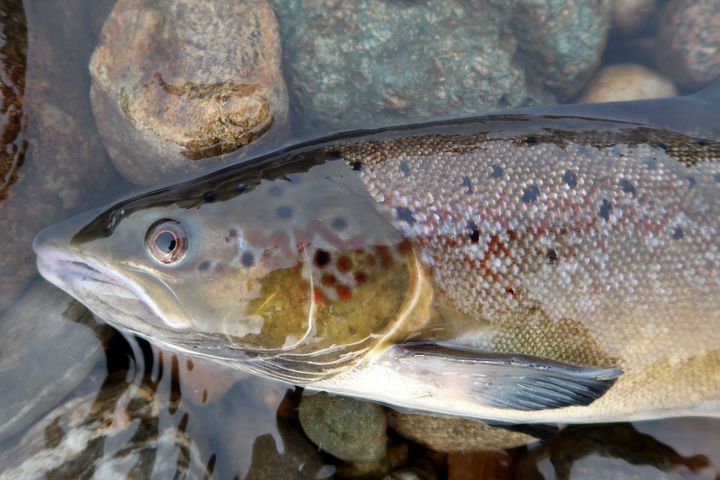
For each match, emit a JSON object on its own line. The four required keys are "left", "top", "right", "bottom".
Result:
{"left": 0, "top": 280, "right": 111, "bottom": 443}
{"left": 90, "top": 0, "right": 289, "bottom": 185}
{"left": 612, "top": 0, "right": 657, "bottom": 35}
{"left": 272, "top": 0, "right": 610, "bottom": 130}
{"left": 299, "top": 392, "right": 387, "bottom": 463}
{"left": 0, "top": 0, "right": 116, "bottom": 312}
{"left": 654, "top": 0, "right": 720, "bottom": 89}
{"left": 246, "top": 421, "right": 333, "bottom": 480}
{"left": 0, "top": 381, "right": 208, "bottom": 478}
{"left": 388, "top": 411, "right": 536, "bottom": 453}
{"left": 578, "top": 64, "right": 677, "bottom": 103}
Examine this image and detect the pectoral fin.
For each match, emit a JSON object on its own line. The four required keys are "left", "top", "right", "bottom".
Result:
{"left": 392, "top": 343, "right": 622, "bottom": 411}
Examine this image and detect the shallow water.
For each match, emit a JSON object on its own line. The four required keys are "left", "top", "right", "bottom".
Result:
{"left": 1, "top": 0, "right": 719, "bottom": 478}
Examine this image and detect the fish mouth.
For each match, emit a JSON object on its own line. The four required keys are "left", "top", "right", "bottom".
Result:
{"left": 35, "top": 246, "right": 177, "bottom": 334}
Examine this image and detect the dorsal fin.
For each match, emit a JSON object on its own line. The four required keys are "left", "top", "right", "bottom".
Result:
{"left": 693, "top": 79, "right": 720, "bottom": 104}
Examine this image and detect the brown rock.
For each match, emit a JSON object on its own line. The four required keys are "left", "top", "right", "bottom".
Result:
{"left": 335, "top": 443, "right": 409, "bottom": 480}
{"left": 0, "top": 0, "right": 116, "bottom": 313}
{"left": 655, "top": 0, "right": 720, "bottom": 88}
{"left": 90, "top": 0, "right": 289, "bottom": 185}
{"left": 578, "top": 64, "right": 677, "bottom": 103}
{"left": 448, "top": 451, "right": 513, "bottom": 480}
{"left": 388, "top": 411, "right": 536, "bottom": 453}
{"left": 612, "top": 0, "right": 657, "bottom": 35}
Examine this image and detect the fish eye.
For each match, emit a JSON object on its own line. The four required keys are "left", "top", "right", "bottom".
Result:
{"left": 145, "top": 219, "right": 188, "bottom": 265}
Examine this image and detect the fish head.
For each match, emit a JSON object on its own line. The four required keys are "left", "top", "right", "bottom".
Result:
{"left": 34, "top": 155, "right": 423, "bottom": 382}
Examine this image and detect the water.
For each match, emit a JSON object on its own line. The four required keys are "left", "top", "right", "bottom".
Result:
{"left": 1, "top": 0, "right": 719, "bottom": 478}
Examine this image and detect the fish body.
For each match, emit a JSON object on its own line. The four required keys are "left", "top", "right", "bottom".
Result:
{"left": 35, "top": 85, "right": 720, "bottom": 423}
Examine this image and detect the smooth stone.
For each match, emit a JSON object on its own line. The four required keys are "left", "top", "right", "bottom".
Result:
{"left": 578, "top": 64, "right": 677, "bottom": 103}
{"left": 388, "top": 411, "right": 536, "bottom": 453}
{"left": 612, "top": 0, "right": 657, "bottom": 35}
{"left": 0, "top": 0, "right": 116, "bottom": 312}
{"left": 654, "top": 0, "right": 720, "bottom": 88}
{"left": 272, "top": 0, "right": 611, "bottom": 130}
{"left": 0, "top": 380, "right": 208, "bottom": 478}
{"left": 90, "top": 0, "right": 289, "bottom": 185}
{"left": 245, "top": 421, "right": 333, "bottom": 480}
{"left": 299, "top": 392, "right": 387, "bottom": 463}
{"left": 0, "top": 280, "right": 112, "bottom": 443}
{"left": 448, "top": 451, "right": 513, "bottom": 480}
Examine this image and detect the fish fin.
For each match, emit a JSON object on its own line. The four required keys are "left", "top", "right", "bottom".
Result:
{"left": 693, "top": 78, "right": 720, "bottom": 104}
{"left": 391, "top": 342, "right": 622, "bottom": 411}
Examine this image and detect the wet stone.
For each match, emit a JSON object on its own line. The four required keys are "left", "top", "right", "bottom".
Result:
{"left": 0, "top": 381, "right": 208, "bottom": 478}
{"left": 90, "top": 0, "right": 289, "bottom": 185}
{"left": 654, "top": 0, "right": 720, "bottom": 89}
{"left": 612, "top": 0, "right": 657, "bottom": 35}
{"left": 245, "top": 421, "right": 332, "bottom": 480}
{"left": 335, "top": 443, "right": 409, "bottom": 480}
{"left": 299, "top": 392, "right": 388, "bottom": 463}
{"left": 388, "top": 411, "right": 537, "bottom": 453}
{"left": 0, "top": 280, "right": 112, "bottom": 443}
{"left": 578, "top": 64, "right": 677, "bottom": 103}
{"left": 271, "top": 0, "right": 611, "bottom": 129}
{"left": 0, "top": 0, "right": 115, "bottom": 312}
{"left": 448, "top": 451, "right": 513, "bottom": 480}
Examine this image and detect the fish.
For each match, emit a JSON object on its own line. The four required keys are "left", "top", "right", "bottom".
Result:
{"left": 34, "top": 81, "right": 720, "bottom": 424}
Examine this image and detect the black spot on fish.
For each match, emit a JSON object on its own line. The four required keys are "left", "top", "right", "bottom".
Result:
{"left": 235, "top": 182, "right": 249, "bottom": 194}
{"left": 226, "top": 229, "right": 238, "bottom": 242}
{"left": 276, "top": 206, "right": 293, "bottom": 219}
{"left": 522, "top": 184, "right": 540, "bottom": 203}
{"left": 400, "top": 161, "right": 410, "bottom": 176}
{"left": 546, "top": 249, "right": 558, "bottom": 265}
{"left": 396, "top": 207, "right": 416, "bottom": 225}
{"left": 198, "top": 260, "right": 211, "bottom": 271}
{"left": 599, "top": 199, "right": 612, "bottom": 221}
{"left": 327, "top": 149, "right": 342, "bottom": 160}
{"left": 461, "top": 176, "right": 473, "bottom": 194}
{"left": 331, "top": 217, "right": 348, "bottom": 230}
{"left": 491, "top": 164, "right": 503, "bottom": 178}
{"left": 352, "top": 162, "right": 363, "bottom": 171}
{"left": 619, "top": 179, "right": 636, "bottom": 197}
{"left": 315, "top": 249, "right": 331, "bottom": 267}
{"left": 466, "top": 221, "right": 480, "bottom": 244}
{"left": 269, "top": 185, "right": 283, "bottom": 197}
{"left": 687, "top": 176, "right": 697, "bottom": 188}
{"left": 203, "top": 190, "right": 218, "bottom": 203}
{"left": 563, "top": 170, "right": 577, "bottom": 189}
{"left": 657, "top": 142, "right": 670, "bottom": 154}
{"left": 672, "top": 227, "right": 684, "bottom": 240}
{"left": 241, "top": 252, "right": 255, "bottom": 267}
{"left": 524, "top": 136, "right": 539, "bottom": 146}
{"left": 645, "top": 158, "right": 657, "bottom": 171}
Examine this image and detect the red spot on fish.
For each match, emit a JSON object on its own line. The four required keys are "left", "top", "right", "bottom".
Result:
{"left": 322, "top": 274, "right": 337, "bottom": 286}
{"left": 376, "top": 246, "right": 393, "bottom": 268}
{"left": 397, "top": 239, "right": 412, "bottom": 254}
{"left": 354, "top": 271, "right": 367, "bottom": 285}
{"left": 337, "top": 256, "right": 352, "bottom": 273}
{"left": 313, "top": 288, "right": 328, "bottom": 304}
{"left": 336, "top": 284, "right": 352, "bottom": 300}
{"left": 365, "top": 254, "right": 376, "bottom": 266}
{"left": 505, "top": 286, "right": 516, "bottom": 298}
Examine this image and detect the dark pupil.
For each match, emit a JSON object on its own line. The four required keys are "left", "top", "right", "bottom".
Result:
{"left": 155, "top": 231, "right": 177, "bottom": 253}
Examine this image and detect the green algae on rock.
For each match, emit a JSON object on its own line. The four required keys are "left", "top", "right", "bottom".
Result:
{"left": 90, "top": 0, "right": 289, "bottom": 186}
{"left": 271, "top": 0, "right": 610, "bottom": 129}
{"left": 299, "top": 392, "right": 388, "bottom": 463}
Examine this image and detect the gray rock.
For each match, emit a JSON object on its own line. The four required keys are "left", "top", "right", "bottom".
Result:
{"left": 90, "top": 0, "right": 289, "bottom": 185}
{"left": 271, "top": 0, "right": 610, "bottom": 129}
{"left": 246, "top": 421, "right": 333, "bottom": 480}
{"left": 299, "top": 392, "right": 387, "bottom": 463}
{"left": 0, "top": 381, "right": 208, "bottom": 479}
{"left": 0, "top": 280, "right": 111, "bottom": 443}
{"left": 654, "top": 0, "right": 720, "bottom": 89}
{"left": 388, "top": 411, "right": 536, "bottom": 453}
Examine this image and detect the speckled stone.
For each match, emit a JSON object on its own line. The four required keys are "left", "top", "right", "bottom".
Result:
{"left": 90, "top": 0, "right": 289, "bottom": 185}
{"left": 578, "top": 64, "right": 677, "bottom": 103}
{"left": 655, "top": 0, "right": 720, "bottom": 89}
{"left": 388, "top": 411, "right": 536, "bottom": 453}
{"left": 299, "top": 392, "right": 387, "bottom": 463}
{"left": 271, "top": 0, "right": 610, "bottom": 129}
{"left": 0, "top": 0, "right": 115, "bottom": 313}
{"left": 0, "top": 280, "right": 111, "bottom": 443}
{"left": 0, "top": 381, "right": 208, "bottom": 478}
